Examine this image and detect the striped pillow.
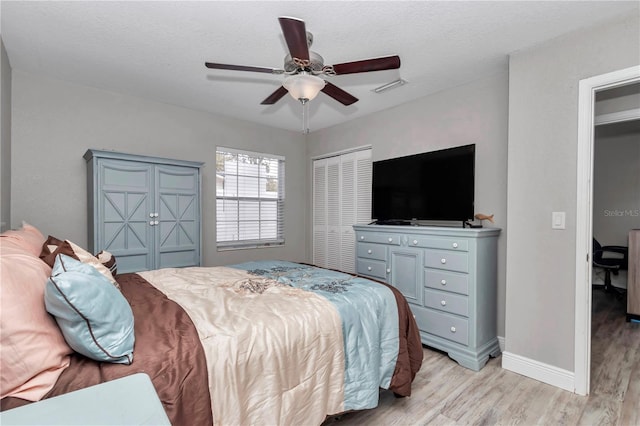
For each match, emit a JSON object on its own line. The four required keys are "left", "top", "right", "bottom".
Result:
{"left": 40, "top": 237, "right": 118, "bottom": 288}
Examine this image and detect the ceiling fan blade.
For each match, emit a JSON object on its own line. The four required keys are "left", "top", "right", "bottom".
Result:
{"left": 332, "top": 55, "right": 401, "bottom": 75}
{"left": 321, "top": 82, "right": 358, "bottom": 106}
{"left": 278, "top": 17, "right": 309, "bottom": 61}
{"left": 261, "top": 86, "right": 289, "bottom": 105}
{"left": 205, "top": 62, "right": 282, "bottom": 74}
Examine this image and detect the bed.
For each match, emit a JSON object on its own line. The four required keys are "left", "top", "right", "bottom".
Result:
{"left": 0, "top": 224, "right": 423, "bottom": 425}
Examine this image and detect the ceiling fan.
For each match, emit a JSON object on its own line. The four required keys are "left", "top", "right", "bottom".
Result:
{"left": 204, "top": 16, "right": 401, "bottom": 107}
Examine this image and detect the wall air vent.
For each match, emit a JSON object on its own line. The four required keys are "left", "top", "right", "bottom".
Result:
{"left": 372, "top": 79, "right": 407, "bottom": 94}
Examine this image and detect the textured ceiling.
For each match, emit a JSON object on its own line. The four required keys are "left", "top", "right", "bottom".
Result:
{"left": 1, "top": 1, "right": 638, "bottom": 133}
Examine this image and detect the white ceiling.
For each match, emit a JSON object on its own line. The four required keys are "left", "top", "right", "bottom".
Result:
{"left": 1, "top": 1, "right": 638, "bottom": 133}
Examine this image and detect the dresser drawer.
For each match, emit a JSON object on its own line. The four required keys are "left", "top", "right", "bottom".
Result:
{"left": 406, "top": 236, "right": 469, "bottom": 252}
{"left": 356, "top": 232, "right": 401, "bottom": 246}
{"left": 424, "top": 250, "right": 469, "bottom": 273}
{"left": 356, "top": 242, "right": 387, "bottom": 261}
{"left": 424, "top": 269, "right": 469, "bottom": 295}
{"left": 424, "top": 288, "right": 469, "bottom": 317}
{"left": 356, "top": 259, "right": 388, "bottom": 280}
{"left": 414, "top": 307, "right": 469, "bottom": 346}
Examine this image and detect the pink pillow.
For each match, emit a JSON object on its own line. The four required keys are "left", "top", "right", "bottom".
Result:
{"left": 0, "top": 222, "right": 47, "bottom": 256}
{"left": 0, "top": 227, "right": 72, "bottom": 401}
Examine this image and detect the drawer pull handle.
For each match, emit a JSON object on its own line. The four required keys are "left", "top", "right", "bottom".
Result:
{"left": 367, "top": 266, "right": 372, "bottom": 271}
{"left": 360, "top": 236, "right": 365, "bottom": 240}
{"left": 367, "top": 249, "right": 372, "bottom": 254}
{"left": 452, "top": 242, "right": 458, "bottom": 248}
{"left": 441, "top": 300, "right": 447, "bottom": 306}
{"left": 450, "top": 326, "right": 456, "bottom": 333}
{"left": 441, "top": 258, "right": 447, "bottom": 264}
{"left": 413, "top": 239, "right": 418, "bottom": 245}
{"left": 388, "top": 237, "right": 393, "bottom": 243}
{"left": 386, "top": 268, "right": 391, "bottom": 273}
{"left": 441, "top": 279, "right": 447, "bottom": 285}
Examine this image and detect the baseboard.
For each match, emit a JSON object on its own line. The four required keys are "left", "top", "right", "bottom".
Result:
{"left": 497, "top": 336, "right": 505, "bottom": 352}
{"left": 501, "top": 351, "right": 574, "bottom": 392}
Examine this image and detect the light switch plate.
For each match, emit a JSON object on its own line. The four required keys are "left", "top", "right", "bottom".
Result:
{"left": 552, "top": 211, "right": 566, "bottom": 229}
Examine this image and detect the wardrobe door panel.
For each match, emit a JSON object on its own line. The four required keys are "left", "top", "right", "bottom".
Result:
{"left": 155, "top": 165, "right": 200, "bottom": 269}
{"left": 97, "top": 159, "right": 154, "bottom": 273}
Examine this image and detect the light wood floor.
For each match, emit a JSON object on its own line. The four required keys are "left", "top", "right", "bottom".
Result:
{"left": 324, "top": 289, "right": 640, "bottom": 425}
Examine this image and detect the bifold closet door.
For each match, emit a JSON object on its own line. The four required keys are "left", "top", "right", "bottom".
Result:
{"left": 339, "top": 150, "right": 372, "bottom": 274}
{"left": 312, "top": 149, "right": 371, "bottom": 273}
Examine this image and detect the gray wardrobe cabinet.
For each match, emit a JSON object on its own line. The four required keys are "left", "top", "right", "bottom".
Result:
{"left": 84, "top": 150, "right": 203, "bottom": 274}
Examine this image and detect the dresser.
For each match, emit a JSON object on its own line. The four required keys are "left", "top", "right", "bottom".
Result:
{"left": 628, "top": 229, "right": 640, "bottom": 322}
{"left": 353, "top": 224, "right": 501, "bottom": 370}
{"left": 84, "top": 150, "right": 203, "bottom": 274}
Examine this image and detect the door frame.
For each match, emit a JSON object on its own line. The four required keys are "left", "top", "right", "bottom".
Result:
{"left": 574, "top": 65, "right": 640, "bottom": 395}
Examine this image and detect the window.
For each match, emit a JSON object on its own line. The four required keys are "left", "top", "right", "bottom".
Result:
{"left": 216, "top": 147, "right": 285, "bottom": 249}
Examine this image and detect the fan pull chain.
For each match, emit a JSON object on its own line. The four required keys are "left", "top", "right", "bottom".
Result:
{"left": 301, "top": 99, "right": 310, "bottom": 134}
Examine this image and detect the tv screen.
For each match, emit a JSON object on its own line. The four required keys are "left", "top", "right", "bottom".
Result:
{"left": 372, "top": 144, "right": 475, "bottom": 223}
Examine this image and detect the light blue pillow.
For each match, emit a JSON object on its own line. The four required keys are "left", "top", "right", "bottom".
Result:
{"left": 45, "top": 254, "right": 135, "bottom": 364}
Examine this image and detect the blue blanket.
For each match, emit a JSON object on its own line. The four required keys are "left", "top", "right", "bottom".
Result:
{"left": 230, "top": 260, "right": 399, "bottom": 411}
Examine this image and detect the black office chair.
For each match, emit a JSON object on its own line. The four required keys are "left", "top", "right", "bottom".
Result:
{"left": 592, "top": 238, "right": 628, "bottom": 297}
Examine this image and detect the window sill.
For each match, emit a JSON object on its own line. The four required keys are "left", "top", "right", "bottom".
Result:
{"left": 217, "top": 242, "right": 285, "bottom": 252}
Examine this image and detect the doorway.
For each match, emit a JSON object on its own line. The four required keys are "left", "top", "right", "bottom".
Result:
{"left": 574, "top": 65, "right": 640, "bottom": 395}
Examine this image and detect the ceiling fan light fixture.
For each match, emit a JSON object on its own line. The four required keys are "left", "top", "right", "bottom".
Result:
{"left": 283, "top": 72, "right": 326, "bottom": 102}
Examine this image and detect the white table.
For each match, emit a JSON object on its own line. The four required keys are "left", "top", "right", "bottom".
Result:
{"left": 1, "top": 373, "right": 171, "bottom": 425}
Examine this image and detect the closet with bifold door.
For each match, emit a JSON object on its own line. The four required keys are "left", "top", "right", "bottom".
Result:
{"left": 84, "top": 149, "right": 203, "bottom": 274}
{"left": 312, "top": 148, "right": 372, "bottom": 274}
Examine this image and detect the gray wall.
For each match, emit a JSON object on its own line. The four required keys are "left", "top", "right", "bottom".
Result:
{"left": 593, "top": 124, "right": 640, "bottom": 246}
{"left": 307, "top": 72, "right": 509, "bottom": 338}
{"left": 506, "top": 13, "right": 639, "bottom": 371}
{"left": 1, "top": 39, "right": 11, "bottom": 232}
{"left": 10, "top": 71, "right": 307, "bottom": 266}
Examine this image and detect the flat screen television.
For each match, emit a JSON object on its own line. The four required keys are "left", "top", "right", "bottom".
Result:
{"left": 371, "top": 144, "right": 475, "bottom": 224}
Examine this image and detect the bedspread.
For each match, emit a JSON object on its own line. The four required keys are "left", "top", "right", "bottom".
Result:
{"left": 138, "top": 266, "right": 346, "bottom": 426}
{"left": 139, "top": 261, "right": 423, "bottom": 425}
